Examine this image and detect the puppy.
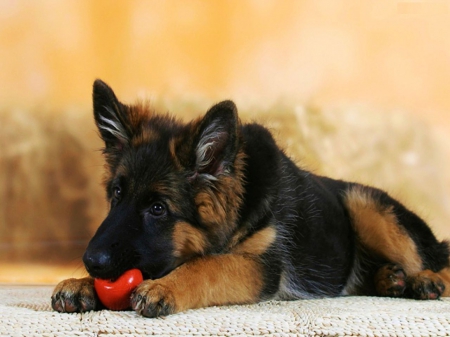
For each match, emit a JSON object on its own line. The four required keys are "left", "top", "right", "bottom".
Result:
{"left": 52, "top": 79, "right": 450, "bottom": 317}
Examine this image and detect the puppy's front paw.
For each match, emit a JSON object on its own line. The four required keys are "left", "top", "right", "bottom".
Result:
{"left": 131, "top": 280, "right": 177, "bottom": 318}
{"left": 51, "top": 277, "right": 100, "bottom": 313}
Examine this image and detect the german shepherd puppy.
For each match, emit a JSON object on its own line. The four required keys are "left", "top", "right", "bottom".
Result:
{"left": 52, "top": 79, "right": 450, "bottom": 317}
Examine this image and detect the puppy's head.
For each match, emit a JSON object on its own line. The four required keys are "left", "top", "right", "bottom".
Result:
{"left": 83, "top": 80, "right": 245, "bottom": 280}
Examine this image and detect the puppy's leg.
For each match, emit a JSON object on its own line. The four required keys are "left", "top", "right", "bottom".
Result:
{"left": 51, "top": 277, "right": 101, "bottom": 313}
{"left": 344, "top": 185, "right": 450, "bottom": 299}
{"left": 131, "top": 254, "right": 263, "bottom": 317}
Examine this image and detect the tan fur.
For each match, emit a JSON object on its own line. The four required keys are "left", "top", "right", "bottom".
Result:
{"left": 132, "top": 254, "right": 263, "bottom": 314}
{"left": 345, "top": 186, "right": 423, "bottom": 275}
{"left": 128, "top": 104, "right": 159, "bottom": 147}
{"left": 128, "top": 102, "right": 154, "bottom": 130}
{"left": 168, "top": 136, "right": 183, "bottom": 170}
{"left": 172, "top": 222, "right": 206, "bottom": 259}
{"left": 407, "top": 269, "right": 448, "bottom": 299}
{"left": 194, "top": 150, "right": 246, "bottom": 236}
{"left": 52, "top": 277, "right": 94, "bottom": 297}
{"left": 232, "top": 226, "right": 277, "bottom": 255}
{"left": 195, "top": 191, "right": 227, "bottom": 226}
{"left": 414, "top": 268, "right": 450, "bottom": 297}
{"left": 131, "top": 129, "right": 160, "bottom": 147}
{"left": 51, "top": 277, "right": 96, "bottom": 313}
{"left": 436, "top": 268, "right": 450, "bottom": 296}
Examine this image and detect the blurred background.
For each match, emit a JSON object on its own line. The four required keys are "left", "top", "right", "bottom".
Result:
{"left": 1, "top": 0, "right": 450, "bottom": 283}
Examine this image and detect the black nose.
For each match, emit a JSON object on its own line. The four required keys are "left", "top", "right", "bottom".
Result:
{"left": 83, "top": 249, "right": 114, "bottom": 277}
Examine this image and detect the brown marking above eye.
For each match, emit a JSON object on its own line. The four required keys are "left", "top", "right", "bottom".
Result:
{"left": 149, "top": 183, "right": 183, "bottom": 215}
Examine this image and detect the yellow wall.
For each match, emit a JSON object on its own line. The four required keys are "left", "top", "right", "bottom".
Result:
{"left": 2, "top": 1, "right": 450, "bottom": 282}
{"left": 1, "top": 1, "right": 450, "bottom": 126}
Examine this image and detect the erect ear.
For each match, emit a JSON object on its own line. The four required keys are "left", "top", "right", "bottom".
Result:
{"left": 193, "top": 100, "right": 240, "bottom": 177}
{"left": 92, "top": 79, "right": 130, "bottom": 150}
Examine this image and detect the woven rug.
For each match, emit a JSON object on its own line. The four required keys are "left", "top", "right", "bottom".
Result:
{"left": 1, "top": 285, "right": 450, "bottom": 337}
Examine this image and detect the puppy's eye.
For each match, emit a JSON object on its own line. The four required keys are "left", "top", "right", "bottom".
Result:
{"left": 113, "top": 186, "right": 122, "bottom": 199}
{"left": 149, "top": 202, "right": 166, "bottom": 217}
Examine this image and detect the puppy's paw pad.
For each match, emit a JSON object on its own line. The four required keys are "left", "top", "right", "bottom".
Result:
{"left": 375, "top": 264, "right": 406, "bottom": 297}
{"left": 409, "top": 271, "right": 445, "bottom": 300}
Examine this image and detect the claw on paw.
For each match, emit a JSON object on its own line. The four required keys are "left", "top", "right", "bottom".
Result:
{"left": 131, "top": 281, "right": 177, "bottom": 318}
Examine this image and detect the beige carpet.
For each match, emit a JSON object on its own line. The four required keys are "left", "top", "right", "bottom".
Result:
{"left": 1, "top": 285, "right": 450, "bottom": 336}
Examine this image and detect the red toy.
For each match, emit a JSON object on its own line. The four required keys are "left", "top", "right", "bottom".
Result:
{"left": 94, "top": 269, "right": 143, "bottom": 311}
